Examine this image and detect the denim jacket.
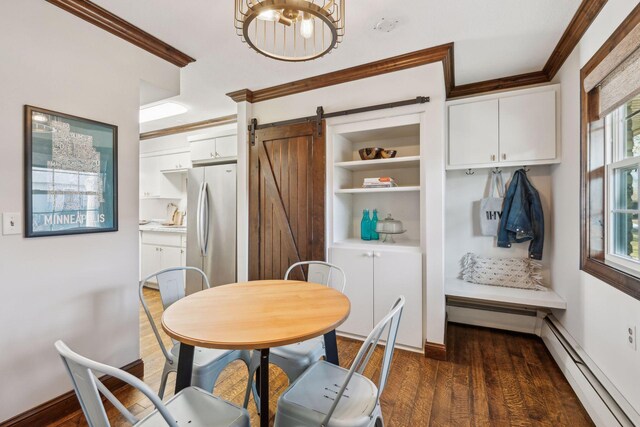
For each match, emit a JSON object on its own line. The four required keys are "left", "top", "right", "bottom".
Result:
{"left": 497, "top": 169, "right": 544, "bottom": 260}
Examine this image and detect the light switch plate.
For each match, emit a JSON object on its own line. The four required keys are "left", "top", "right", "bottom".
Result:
{"left": 3, "top": 212, "right": 22, "bottom": 235}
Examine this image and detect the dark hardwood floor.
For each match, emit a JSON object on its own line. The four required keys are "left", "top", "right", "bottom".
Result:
{"left": 49, "top": 289, "right": 593, "bottom": 426}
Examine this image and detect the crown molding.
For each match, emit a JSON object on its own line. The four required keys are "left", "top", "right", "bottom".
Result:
{"left": 46, "top": 0, "right": 195, "bottom": 67}
{"left": 544, "top": 0, "right": 609, "bottom": 80}
{"left": 448, "top": 71, "right": 550, "bottom": 99}
{"left": 140, "top": 115, "right": 238, "bottom": 140}
{"left": 228, "top": 43, "right": 454, "bottom": 103}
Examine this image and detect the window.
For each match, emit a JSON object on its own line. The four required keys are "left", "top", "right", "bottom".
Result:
{"left": 581, "top": 7, "right": 640, "bottom": 301}
{"left": 605, "top": 95, "right": 640, "bottom": 273}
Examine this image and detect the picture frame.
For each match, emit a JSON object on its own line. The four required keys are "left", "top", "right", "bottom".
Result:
{"left": 24, "top": 105, "right": 118, "bottom": 237}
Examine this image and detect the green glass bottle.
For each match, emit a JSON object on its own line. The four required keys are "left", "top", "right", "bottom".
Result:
{"left": 360, "top": 209, "right": 371, "bottom": 240}
{"left": 370, "top": 209, "right": 379, "bottom": 240}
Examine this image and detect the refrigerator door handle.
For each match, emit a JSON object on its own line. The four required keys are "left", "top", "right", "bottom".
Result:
{"left": 202, "top": 182, "right": 210, "bottom": 256}
{"left": 196, "top": 182, "right": 205, "bottom": 256}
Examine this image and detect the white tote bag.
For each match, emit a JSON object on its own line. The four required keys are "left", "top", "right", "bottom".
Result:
{"left": 480, "top": 171, "right": 505, "bottom": 236}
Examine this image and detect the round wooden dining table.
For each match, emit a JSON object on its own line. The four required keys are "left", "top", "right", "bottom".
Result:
{"left": 161, "top": 280, "right": 351, "bottom": 427}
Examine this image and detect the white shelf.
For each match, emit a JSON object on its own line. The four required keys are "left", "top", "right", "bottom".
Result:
{"left": 335, "top": 186, "right": 420, "bottom": 194}
{"left": 334, "top": 156, "right": 420, "bottom": 171}
{"left": 332, "top": 238, "right": 421, "bottom": 253}
{"left": 445, "top": 277, "right": 566, "bottom": 310}
{"left": 161, "top": 168, "right": 189, "bottom": 174}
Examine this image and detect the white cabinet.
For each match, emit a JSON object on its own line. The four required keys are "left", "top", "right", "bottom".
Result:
{"left": 140, "top": 156, "right": 161, "bottom": 198}
{"left": 329, "top": 246, "right": 423, "bottom": 349}
{"left": 140, "top": 151, "right": 189, "bottom": 198}
{"left": 499, "top": 91, "right": 556, "bottom": 162}
{"left": 373, "top": 251, "right": 423, "bottom": 348}
{"left": 330, "top": 247, "right": 374, "bottom": 337}
{"left": 140, "top": 231, "right": 187, "bottom": 284}
{"left": 447, "top": 85, "right": 559, "bottom": 169}
{"left": 190, "top": 134, "right": 237, "bottom": 164}
{"left": 448, "top": 99, "right": 499, "bottom": 167}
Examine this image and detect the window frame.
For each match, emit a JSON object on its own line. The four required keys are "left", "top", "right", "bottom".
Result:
{"left": 580, "top": 7, "right": 640, "bottom": 301}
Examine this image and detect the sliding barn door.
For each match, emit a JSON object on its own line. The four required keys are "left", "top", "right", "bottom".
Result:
{"left": 249, "top": 121, "right": 325, "bottom": 281}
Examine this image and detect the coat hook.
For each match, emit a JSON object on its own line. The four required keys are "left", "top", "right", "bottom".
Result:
{"left": 522, "top": 166, "right": 530, "bottom": 172}
{"left": 493, "top": 167, "right": 502, "bottom": 174}
{"left": 465, "top": 168, "right": 474, "bottom": 175}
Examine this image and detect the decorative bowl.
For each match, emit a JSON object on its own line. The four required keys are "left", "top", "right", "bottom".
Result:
{"left": 358, "top": 147, "right": 383, "bottom": 160}
{"left": 380, "top": 149, "right": 398, "bottom": 159}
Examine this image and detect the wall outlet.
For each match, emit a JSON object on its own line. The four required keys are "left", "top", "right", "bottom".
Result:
{"left": 627, "top": 325, "right": 637, "bottom": 351}
{"left": 2, "top": 212, "right": 21, "bottom": 235}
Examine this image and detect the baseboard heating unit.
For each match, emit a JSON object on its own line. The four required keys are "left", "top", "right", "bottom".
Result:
{"left": 541, "top": 316, "right": 638, "bottom": 427}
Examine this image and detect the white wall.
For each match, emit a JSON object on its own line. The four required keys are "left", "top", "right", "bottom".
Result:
{"left": 0, "top": 2, "right": 179, "bottom": 422}
{"left": 550, "top": 0, "right": 640, "bottom": 414}
{"left": 445, "top": 166, "right": 553, "bottom": 284}
{"left": 247, "top": 63, "right": 447, "bottom": 344}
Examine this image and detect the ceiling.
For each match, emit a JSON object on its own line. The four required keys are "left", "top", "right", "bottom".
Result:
{"left": 93, "top": 0, "right": 581, "bottom": 132}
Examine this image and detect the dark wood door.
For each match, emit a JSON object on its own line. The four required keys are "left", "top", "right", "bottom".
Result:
{"left": 249, "top": 121, "right": 325, "bottom": 281}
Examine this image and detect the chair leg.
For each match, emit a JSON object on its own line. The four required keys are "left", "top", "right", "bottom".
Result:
{"left": 243, "top": 352, "right": 261, "bottom": 413}
{"left": 158, "top": 362, "right": 173, "bottom": 399}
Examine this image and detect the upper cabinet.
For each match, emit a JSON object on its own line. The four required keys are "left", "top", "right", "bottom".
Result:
{"left": 447, "top": 85, "right": 560, "bottom": 169}
{"left": 189, "top": 132, "right": 238, "bottom": 165}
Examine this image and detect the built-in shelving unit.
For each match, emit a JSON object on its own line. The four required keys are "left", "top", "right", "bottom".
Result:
{"left": 334, "top": 155, "right": 421, "bottom": 171}
{"left": 334, "top": 185, "right": 420, "bottom": 194}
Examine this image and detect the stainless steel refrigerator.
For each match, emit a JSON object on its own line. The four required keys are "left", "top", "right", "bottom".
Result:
{"left": 186, "top": 163, "right": 236, "bottom": 295}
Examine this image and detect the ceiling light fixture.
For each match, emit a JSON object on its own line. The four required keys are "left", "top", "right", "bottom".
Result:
{"left": 139, "top": 102, "right": 188, "bottom": 123}
{"left": 234, "top": 0, "right": 345, "bottom": 62}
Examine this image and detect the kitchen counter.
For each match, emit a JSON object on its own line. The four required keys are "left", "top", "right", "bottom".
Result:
{"left": 139, "top": 224, "right": 187, "bottom": 234}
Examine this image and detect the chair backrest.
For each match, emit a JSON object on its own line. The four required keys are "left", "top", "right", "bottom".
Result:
{"left": 284, "top": 261, "right": 346, "bottom": 293}
{"left": 139, "top": 266, "right": 210, "bottom": 362}
{"left": 55, "top": 340, "right": 176, "bottom": 427}
{"left": 321, "top": 296, "right": 405, "bottom": 427}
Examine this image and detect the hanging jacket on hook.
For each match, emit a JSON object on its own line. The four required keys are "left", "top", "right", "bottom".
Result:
{"left": 497, "top": 169, "right": 544, "bottom": 260}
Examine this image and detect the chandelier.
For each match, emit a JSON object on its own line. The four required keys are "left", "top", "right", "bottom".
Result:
{"left": 234, "top": 0, "right": 345, "bottom": 62}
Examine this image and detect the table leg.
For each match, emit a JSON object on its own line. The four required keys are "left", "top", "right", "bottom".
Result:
{"left": 259, "top": 348, "right": 270, "bottom": 427}
{"left": 324, "top": 330, "right": 339, "bottom": 365}
{"left": 175, "top": 344, "right": 194, "bottom": 394}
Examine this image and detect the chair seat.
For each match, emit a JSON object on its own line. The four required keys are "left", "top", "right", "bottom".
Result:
{"left": 276, "top": 360, "right": 378, "bottom": 427}
{"left": 137, "top": 387, "right": 250, "bottom": 427}
{"left": 171, "top": 344, "right": 236, "bottom": 367}
{"left": 270, "top": 336, "right": 325, "bottom": 363}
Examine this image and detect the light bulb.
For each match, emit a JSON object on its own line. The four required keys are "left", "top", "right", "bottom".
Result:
{"left": 300, "top": 15, "right": 314, "bottom": 39}
{"left": 257, "top": 9, "right": 280, "bottom": 21}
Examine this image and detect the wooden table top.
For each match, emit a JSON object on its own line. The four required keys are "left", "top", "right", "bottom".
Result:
{"left": 161, "top": 280, "right": 351, "bottom": 350}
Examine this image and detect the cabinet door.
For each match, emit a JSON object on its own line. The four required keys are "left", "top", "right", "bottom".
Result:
{"left": 448, "top": 99, "right": 499, "bottom": 166}
{"left": 499, "top": 90, "right": 556, "bottom": 162}
{"left": 373, "top": 250, "right": 423, "bottom": 349}
{"left": 160, "top": 246, "right": 183, "bottom": 271}
{"left": 141, "top": 244, "right": 161, "bottom": 283}
{"left": 190, "top": 138, "right": 217, "bottom": 163}
{"left": 329, "top": 247, "right": 374, "bottom": 337}
{"left": 140, "top": 156, "right": 160, "bottom": 198}
{"left": 215, "top": 135, "right": 237, "bottom": 158}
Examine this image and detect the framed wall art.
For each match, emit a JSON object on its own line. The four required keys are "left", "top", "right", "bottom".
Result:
{"left": 24, "top": 105, "right": 118, "bottom": 237}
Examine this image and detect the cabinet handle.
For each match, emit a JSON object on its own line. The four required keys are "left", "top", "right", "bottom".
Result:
{"left": 502, "top": 153, "right": 507, "bottom": 160}
{"left": 364, "top": 251, "right": 373, "bottom": 257}
{"left": 210, "top": 152, "right": 215, "bottom": 158}
{"left": 374, "top": 252, "right": 381, "bottom": 258}
{"left": 215, "top": 152, "right": 221, "bottom": 158}
{"left": 491, "top": 154, "right": 496, "bottom": 161}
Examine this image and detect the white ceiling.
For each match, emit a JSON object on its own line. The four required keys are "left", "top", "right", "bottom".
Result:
{"left": 93, "top": 0, "right": 580, "bottom": 131}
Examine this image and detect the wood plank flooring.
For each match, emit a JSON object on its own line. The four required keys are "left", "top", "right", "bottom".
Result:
{"left": 49, "top": 289, "right": 593, "bottom": 426}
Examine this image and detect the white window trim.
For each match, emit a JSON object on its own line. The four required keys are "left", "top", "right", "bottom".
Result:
{"left": 604, "top": 104, "right": 640, "bottom": 275}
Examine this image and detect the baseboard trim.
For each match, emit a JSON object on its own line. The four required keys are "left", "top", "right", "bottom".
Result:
{"left": 0, "top": 359, "right": 144, "bottom": 427}
{"left": 424, "top": 341, "right": 447, "bottom": 360}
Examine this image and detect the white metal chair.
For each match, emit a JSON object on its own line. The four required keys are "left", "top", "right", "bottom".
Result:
{"left": 244, "top": 261, "right": 346, "bottom": 412}
{"left": 274, "top": 296, "right": 405, "bottom": 427}
{"left": 55, "top": 340, "right": 250, "bottom": 427}
{"left": 140, "top": 266, "right": 251, "bottom": 398}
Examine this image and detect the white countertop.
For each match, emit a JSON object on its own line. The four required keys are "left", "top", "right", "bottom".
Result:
{"left": 139, "top": 224, "right": 187, "bottom": 234}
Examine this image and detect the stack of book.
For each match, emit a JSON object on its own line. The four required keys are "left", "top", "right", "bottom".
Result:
{"left": 362, "top": 177, "right": 398, "bottom": 188}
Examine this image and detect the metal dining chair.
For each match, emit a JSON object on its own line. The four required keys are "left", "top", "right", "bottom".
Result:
{"left": 55, "top": 340, "right": 250, "bottom": 427}
{"left": 140, "top": 266, "right": 251, "bottom": 398}
{"left": 244, "top": 261, "right": 346, "bottom": 412}
{"left": 274, "top": 296, "right": 405, "bottom": 427}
